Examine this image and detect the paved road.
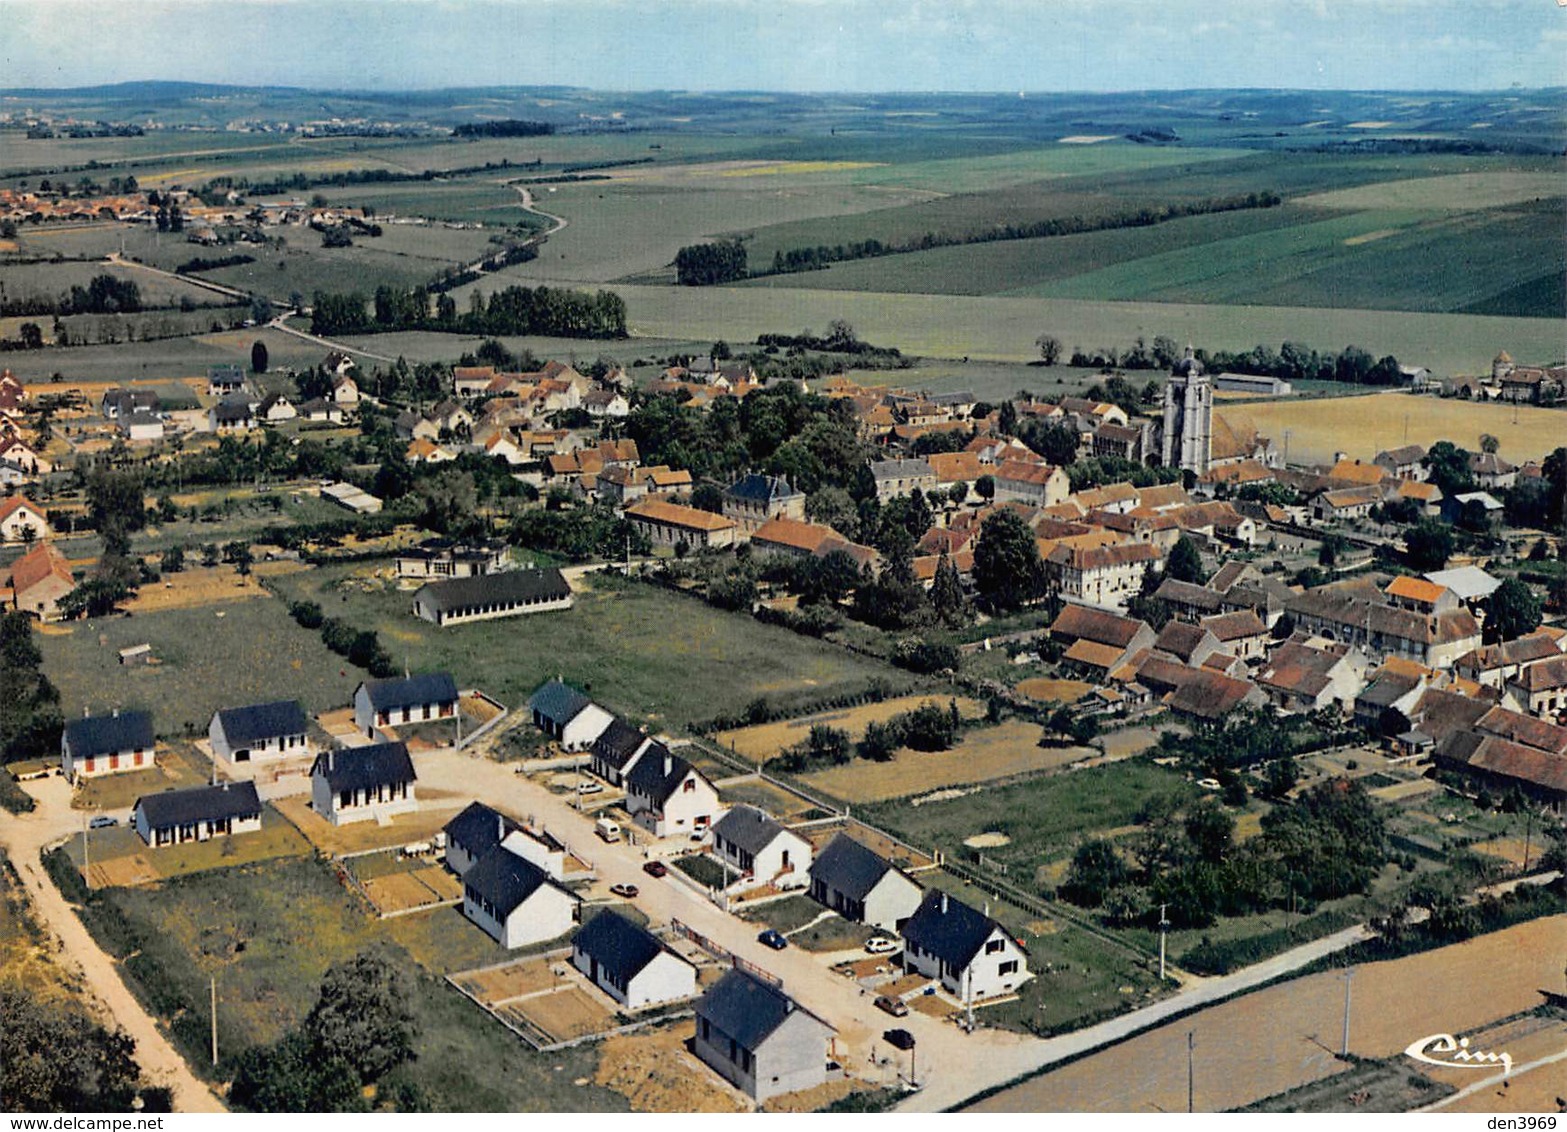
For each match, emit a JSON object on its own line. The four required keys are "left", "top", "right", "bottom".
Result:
{"left": 0, "top": 778, "right": 227, "bottom": 1113}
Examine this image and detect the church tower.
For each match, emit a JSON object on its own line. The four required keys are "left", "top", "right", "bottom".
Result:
{"left": 1161, "top": 345, "right": 1212, "bottom": 474}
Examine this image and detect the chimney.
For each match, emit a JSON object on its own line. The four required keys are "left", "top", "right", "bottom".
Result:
{"left": 111, "top": 707, "right": 119, "bottom": 718}
{"left": 940, "top": 892, "right": 949, "bottom": 915}
{"left": 664, "top": 753, "right": 672, "bottom": 776}
{"left": 498, "top": 814, "right": 505, "bottom": 841}
{"left": 328, "top": 749, "right": 335, "bottom": 773}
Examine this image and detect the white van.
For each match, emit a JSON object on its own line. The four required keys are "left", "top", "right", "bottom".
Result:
{"left": 595, "top": 817, "right": 622, "bottom": 843}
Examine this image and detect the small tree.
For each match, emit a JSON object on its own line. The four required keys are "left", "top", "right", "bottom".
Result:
{"left": 1035, "top": 334, "right": 1062, "bottom": 366}
{"left": 160, "top": 545, "right": 185, "bottom": 574}
{"left": 1164, "top": 535, "right": 1206, "bottom": 585}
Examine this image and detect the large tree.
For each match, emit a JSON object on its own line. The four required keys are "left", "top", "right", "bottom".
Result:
{"left": 303, "top": 950, "right": 416, "bottom": 1083}
{"left": 972, "top": 509, "right": 1046, "bottom": 612}
{"left": 1485, "top": 577, "right": 1542, "bottom": 644}
{"left": 1404, "top": 519, "right": 1455, "bottom": 571}
{"left": 1164, "top": 535, "right": 1207, "bottom": 585}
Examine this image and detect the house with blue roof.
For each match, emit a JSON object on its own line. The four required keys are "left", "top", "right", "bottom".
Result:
{"left": 693, "top": 968, "right": 835, "bottom": 1103}
{"left": 309, "top": 742, "right": 418, "bottom": 826}
{"left": 208, "top": 700, "right": 311, "bottom": 764}
{"left": 570, "top": 910, "right": 696, "bottom": 1010}
{"left": 461, "top": 845, "right": 578, "bottom": 949}
{"left": 900, "top": 889, "right": 1029, "bottom": 1002}
{"left": 353, "top": 672, "right": 459, "bottom": 736}
{"left": 529, "top": 678, "right": 614, "bottom": 751}
{"left": 807, "top": 833, "right": 922, "bottom": 933}
{"left": 61, "top": 710, "right": 155, "bottom": 782}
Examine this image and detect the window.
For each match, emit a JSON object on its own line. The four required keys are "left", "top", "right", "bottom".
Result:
{"left": 984, "top": 938, "right": 1005, "bottom": 954}
{"left": 999, "top": 960, "right": 1019, "bottom": 976}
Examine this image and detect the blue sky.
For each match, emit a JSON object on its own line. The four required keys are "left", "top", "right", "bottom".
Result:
{"left": 5, "top": 0, "right": 1565, "bottom": 92}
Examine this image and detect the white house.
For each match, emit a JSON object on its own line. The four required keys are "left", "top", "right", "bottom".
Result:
{"left": 500, "top": 826, "right": 567, "bottom": 880}
{"left": 590, "top": 718, "right": 654, "bottom": 787}
{"left": 61, "top": 710, "right": 155, "bottom": 782}
{"left": 900, "top": 889, "right": 1030, "bottom": 1001}
{"left": 693, "top": 969, "right": 835, "bottom": 1104}
{"left": 529, "top": 678, "right": 614, "bottom": 751}
{"left": 461, "top": 846, "right": 578, "bottom": 949}
{"left": 133, "top": 781, "right": 263, "bottom": 847}
{"left": 624, "top": 748, "right": 721, "bottom": 839}
{"left": 258, "top": 393, "right": 297, "bottom": 423}
{"left": 807, "top": 833, "right": 923, "bottom": 934}
{"left": 119, "top": 412, "right": 165, "bottom": 442}
{"left": 208, "top": 700, "right": 311, "bottom": 764}
{"left": 443, "top": 801, "right": 518, "bottom": 876}
{"left": 353, "top": 672, "right": 459, "bottom": 736}
{"left": 309, "top": 742, "right": 418, "bottom": 826}
{"left": 571, "top": 910, "right": 696, "bottom": 1011}
{"left": 0, "top": 496, "right": 49, "bottom": 543}
{"left": 711, "top": 806, "right": 812, "bottom": 891}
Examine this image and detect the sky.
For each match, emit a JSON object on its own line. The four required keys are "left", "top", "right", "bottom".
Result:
{"left": 4, "top": 0, "right": 1565, "bottom": 93}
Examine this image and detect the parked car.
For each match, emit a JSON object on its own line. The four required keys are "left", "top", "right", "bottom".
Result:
{"left": 874, "top": 995, "right": 909, "bottom": 1017}
{"left": 758, "top": 928, "right": 788, "bottom": 950}
{"left": 609, "top": 883, "right": 639, "bottom": 899}
{"left": 883, "top": 1028, "right": 916, "bottom": 1051}
{"left": 642, "top": 860, "right": 668, "bottom": 878}
{"left": 865, "top": 936, "right": 898, "bottom": 955}
{"left": 577, "top": 781, "right": 604, "bottom": 795}
{"left": 88, "top": 816, "right": 118, "bottom": 829}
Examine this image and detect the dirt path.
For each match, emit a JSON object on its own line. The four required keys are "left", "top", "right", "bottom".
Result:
{"left": 0, "top": 777, "right": 227, "bottom": 1113}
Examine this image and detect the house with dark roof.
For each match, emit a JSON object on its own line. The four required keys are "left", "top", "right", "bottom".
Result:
{"left": 100, "top": 387, "right": 160, "bottom": 420}
{"left": 590, "top": 718, "right": 654, "bottom": 787}
{"left": 1049, "top": 605, "right": 1157, "bottom": 679}
{"left": 395, "top": 539, "right": 508, "bottom": 581}
{"left": 207, "top": 364, "right": 247, "bottom": 396}
{"left": 722, "top": 473, "right": 806, "bottom": 534}
{"left": 353, "top": 672, "right": 459, "bottom": 736}
{"left": 571, "top": 910, "right": 696, "bottom": 1010}
{"left": 900, "top": 889, "right": 1029, "bottom": 1000}
{"left": 208, "top": 395, "right": 256, "bottom": 434}
{"left": 61, "top": 710, "right": 155, "bottom": 782}
{"left": 1164, "top": 669, "right": 1266, "bottom": 722}
{"left": 309, "top": 742, "right": 417, "bottom": 825}
{"left": 711, "top": 806, "right": 812, "bottom": 892}
{"left": 461, "top": 845, "right": 578, "bottom": 949}
{"left": 624, "top": 747, "right": 720, "bottom": 838}
{"left": 529, "top": 678, "right": 615, "bottom": 751}
{"left": 869, "top": 457, "right": 937, "bottom": 502}
{"left": 1255, "top": 639, "right": 1368, "bottom": 714}
{"left": 133, "top": 781, "right": 263, "bottom": 847}
{"left": 413, "top": 568, "right": 573, "bottom": 627}
{"left": 807, "top": 833, "right": 922, "bottom": 933}
{"left": 1200, "top": 609, "right": 1270, "bottom": 662}
{"left": 1506, "top": 653, "right": 1567, "bottom": 721}
{"left": 208, "top": 700, "right": 311, "bottom": 764}
{"left": 443, "top": 801, "right": 520, "bottom": 876}
{"left": 693, "top": 969, "right": 835, "bottom": 1103}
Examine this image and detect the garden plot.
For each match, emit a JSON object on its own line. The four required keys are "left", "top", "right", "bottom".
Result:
{"left": 715, "top": 695, "right": 984, "bottom": 763}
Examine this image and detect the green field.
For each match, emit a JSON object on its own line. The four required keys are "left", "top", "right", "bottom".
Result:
{"left": 0, "top": 259, "right": 230, "bottom": 308}
{"left": 54, "top": 853, "right": 624, "bottom": 1110}
{"left": 518, "top": 276, "right": 1567, "bottom": 372}
{"left": 859, "top": 760, "right": 1197, "bottom": 892}
{"left": 267, "top": 569, "right": 908, "bottom": 729}
{"left": 38, "top": 596, "right": 361, "bottom": 736}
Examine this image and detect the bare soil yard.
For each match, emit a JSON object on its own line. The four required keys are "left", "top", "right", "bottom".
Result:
{"left": 969, "top": 915, "right": 1567, "bottom": 1113}
{"left": 716, "top": 695, "right": 984, "bottom": 763}
{"left": 125, "top": 564, "right": 270, "bottom": 613}
{"left": 1014, "top": 678, "right": 1094, "bottom": 704}
{"left": 272, "top": 795, "right": 467, "bottom": 856}
{"left": 798, "top": 719, "right": 1093, "bottom": 804}
{"left": 595, "top": 1023, "right": 747, "bottom": 1112}
{"left": 1219, "top": 392, "right": 1567, "bottom": 467}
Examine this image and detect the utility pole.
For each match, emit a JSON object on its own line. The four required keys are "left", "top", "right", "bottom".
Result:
{"left": 1522, "top": 807, "right": 1534, "bottom": 873}
{"left": 210, "top": 975, "right": 218, "bottom": 1066}
{"left": 82, "top": 814, "right": 90, "bottom": 891}
{"left": 1341, "top": 967, "right": 1355, "bottom": 1057}
{"left": 1158, "top": 903, "right": 1170, "bottom": 982}
{"left": 1187, "top": 1031, "right": 1195, "bottom": 1113}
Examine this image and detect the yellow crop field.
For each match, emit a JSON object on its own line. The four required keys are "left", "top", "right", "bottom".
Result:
{"left": 1218, "top": 392, "right": 1567, "bottom": 466}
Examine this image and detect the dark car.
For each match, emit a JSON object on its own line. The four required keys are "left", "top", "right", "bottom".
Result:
{"left": 642, "top": 860, "right": 668, "bottom": 878}
{"left": 874, "top": 995, "right": 909, "bottom": 1017}
{"left": 609, "top": 883, "right": 639, "bottom": 899}
{"left": 758, "top": 928, "right": 788, "bottom": 950}
{"left": 883, "top": 1028, "right": 916, "bottom": 1051}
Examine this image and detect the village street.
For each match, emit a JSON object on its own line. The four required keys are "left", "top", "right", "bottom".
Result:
{"left": 0, "top": 777, "right": 227, "bottom": 1113}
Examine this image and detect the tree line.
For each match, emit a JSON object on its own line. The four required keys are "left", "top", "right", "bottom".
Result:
{"left": 452, "top": 119, "right": 555, "bottom": 138}
{"left": 310, "top": 283, "right": 627, "bottom": 339}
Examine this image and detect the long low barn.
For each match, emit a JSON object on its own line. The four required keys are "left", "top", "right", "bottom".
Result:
{"left": 412, "top": 568, "right": 572, "bottom": 627}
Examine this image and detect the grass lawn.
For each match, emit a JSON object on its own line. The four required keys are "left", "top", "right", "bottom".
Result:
{"left": 672, "top": 854, "right": 727, "bottom": 888}
{"left": 38, "top": 595, "right": 363, "bottom": 737}
{"left": 65, "top": 806, "right": 312, "bottom": 882}
{"left": 1238, "top": 1057, "right": 1452, "bottom": 1113}
{"left": 738, "top": 895, "right": 876, "bottom": 952}
{"left": 267, "top": 568, "right": 905, "bottom": 731}
{"left": 860, "top": 759, "right": 1197, "bottom": 896}
{"left": 54, "top": 851, "right": 624, "bottom": 1111}
{"left": 918, "top": 871, "right": 1164, "bottom": 1037}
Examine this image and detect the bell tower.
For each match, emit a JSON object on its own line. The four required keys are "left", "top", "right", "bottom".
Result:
{"left": 1161, "top": 345, "right": 1212, "bottom": 474}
